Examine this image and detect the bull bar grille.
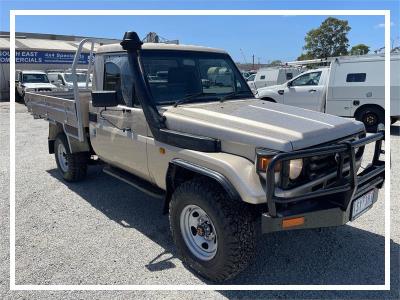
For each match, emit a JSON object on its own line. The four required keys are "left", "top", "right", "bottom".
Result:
{"left": 265, "top": 131, "right": 385, "bottom": 217}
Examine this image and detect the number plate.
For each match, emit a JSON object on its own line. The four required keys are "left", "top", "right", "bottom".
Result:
{"left": 351, "top": 190, "right": 375, "bottom": 220}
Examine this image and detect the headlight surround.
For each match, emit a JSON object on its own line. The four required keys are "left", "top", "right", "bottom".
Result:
{"left": 256, "top": 149, "right": 304, "bottom": 184}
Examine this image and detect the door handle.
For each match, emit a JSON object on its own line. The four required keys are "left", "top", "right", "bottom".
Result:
{"left": 309, "top": 89, "right": 317, "bottom": 93}
{"left": 278, "top": 90, "right": 284, "bottom": 95}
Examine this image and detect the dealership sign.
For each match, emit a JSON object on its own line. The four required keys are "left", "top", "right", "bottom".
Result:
{"left": 0, "top": 50, "right": 92, "bottom": 64}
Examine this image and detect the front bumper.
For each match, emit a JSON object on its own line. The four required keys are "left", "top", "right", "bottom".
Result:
{"left": 262, "top": 131, "right": 385, "bottom": 233}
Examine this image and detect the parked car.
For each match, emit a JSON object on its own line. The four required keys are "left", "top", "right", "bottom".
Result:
{"left": 15, "top": 70, "right": 57, "bottom": 103}
{"left": 257, "top": 54, "right": 400, "bottom": 132}
{"left": 47, "top": 70, "right": 92, "bottom": 90}
{"left": 25, "top": 32, "right": 385, "bottom": 282}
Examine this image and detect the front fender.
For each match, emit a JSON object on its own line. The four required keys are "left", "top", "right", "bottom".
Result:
{"left": 147, "top": 137, "right": 266, "bottom": 204}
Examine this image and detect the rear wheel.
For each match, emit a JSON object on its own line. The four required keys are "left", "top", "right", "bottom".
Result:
{"left": 54, "top": 134, "right": 88, "bottom": 182}
{"left": 355, "top": 106, "right": 384, "bottom": 133}
{"left": 169, "top": 178, "right": 257, "bottom": 282}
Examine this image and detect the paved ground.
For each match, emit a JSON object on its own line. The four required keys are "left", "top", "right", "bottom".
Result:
{"left": 0, "top": 102, "right": 399, "bottom": 299}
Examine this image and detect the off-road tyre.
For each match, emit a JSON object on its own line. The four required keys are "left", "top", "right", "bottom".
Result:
{"left": 169, "top": 177, "right": 257, "bottom": 282}
{"left": 54, "top": 134, "right": 88, "bottom": 182}
{"left": 355, "top": 106, "right": 384, "bottom": 133}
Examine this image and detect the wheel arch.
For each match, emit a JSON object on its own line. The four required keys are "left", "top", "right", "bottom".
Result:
{"left": 49, "top": 122, "right": 90, "bottom": 154}
{"left": 354, "top": 103, "right": 385, "bottom": 119}
{"left": 163, "top": 159, "right": 241, "bottom": 214}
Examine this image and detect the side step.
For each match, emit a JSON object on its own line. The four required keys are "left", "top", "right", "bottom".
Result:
{"left": 103, "top": 165, "right": 165, "bottom": 199}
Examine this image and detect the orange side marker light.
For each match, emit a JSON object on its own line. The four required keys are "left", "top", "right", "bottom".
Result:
{"left": 282, "top": 217, "right": 305, "bottom": 229}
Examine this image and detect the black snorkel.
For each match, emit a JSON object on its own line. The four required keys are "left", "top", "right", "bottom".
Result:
{"left": 120, "top": 31, "right": 221, "bottom": 152}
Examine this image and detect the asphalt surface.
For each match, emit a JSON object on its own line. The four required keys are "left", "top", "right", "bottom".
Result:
{"left": 0, "top": 102, "right": 399, "bottom": 299}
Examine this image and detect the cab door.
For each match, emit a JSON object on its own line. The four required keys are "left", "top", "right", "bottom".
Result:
{"left": 283, "top": 71, "right": 325, "bottom": 111}
{"left": 89, "top": 54, "right": 152, "bottom": 182}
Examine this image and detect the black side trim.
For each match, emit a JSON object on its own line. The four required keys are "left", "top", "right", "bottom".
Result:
{"left": 158, "top": 129, "right": 221, "bottom": 152}
{"left": 88, "top": 112, "right": 97, "bottom": 123}
{"left": 103, "top": 165, "right": 165, "bottom": 199}
{"left": 170, "top": 158, "right": 240, "bottom": 201}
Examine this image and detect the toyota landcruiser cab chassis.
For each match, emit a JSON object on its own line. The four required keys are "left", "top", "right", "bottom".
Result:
{"left": 25, "top": 32, "right": 385, "bottom": 282}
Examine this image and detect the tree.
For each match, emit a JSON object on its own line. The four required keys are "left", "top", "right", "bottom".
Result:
{"left": 350, "top": 44, "right": 370, "bottom": 55}
{"left": 301, "top": 17, "right": 351, "bottom": 59}
{"left": 269, "top": 59, "right": 282, "bottom": 66}
{"left": 297, "top": 53, "right": 314, "bottom": 61}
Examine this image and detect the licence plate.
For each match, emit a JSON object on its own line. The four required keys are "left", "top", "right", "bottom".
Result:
{"left": 351, "top": 190, "right": 375, "bottom": 220}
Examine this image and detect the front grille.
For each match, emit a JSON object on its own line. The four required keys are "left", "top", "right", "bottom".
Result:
{"left": 281, "top": 134, "right": 365, "bottom": 190}
{"left": 36, "top": 88, "right": 52, "bottom": 92}
{"left": 306, "top": 154, "right": 339, "bottom": 180}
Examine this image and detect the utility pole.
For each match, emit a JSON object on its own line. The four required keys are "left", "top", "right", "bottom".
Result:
{"left": 252, "top": 54, "right": 255, "bottom": 70}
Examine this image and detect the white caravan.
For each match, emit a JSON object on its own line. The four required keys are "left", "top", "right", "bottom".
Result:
{"left": 256, "top": 54, "right": 400, "bottom": 132}
{"left": 249, "top": 67, "right": 302, "bottom": 94}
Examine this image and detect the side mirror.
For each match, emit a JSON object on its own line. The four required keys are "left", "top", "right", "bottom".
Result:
{"left": 91, "top": 91, "right": 119, "bottom": 107}
{"left": 287, "top": 81, "right": 293, "bottom": 87}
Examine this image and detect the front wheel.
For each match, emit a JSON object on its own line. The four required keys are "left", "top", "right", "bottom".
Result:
{"left": 54, "top": 134, "right": 88, "bottom": 182}
{"left": 169, "top": 178, "right": 257, "bottom": 282}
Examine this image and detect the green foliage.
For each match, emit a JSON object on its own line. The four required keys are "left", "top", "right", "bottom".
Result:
{"left": 301, "top": 17, "right": 351, "bottom": 59}
{"left": 350, "top": 44, "right": 370, "bottom": 55}
{"left": 297, "top": 53, "right": 314, "bottom": 61}
{"left": 269, "top": 59, "right": 282, "bottom": 66}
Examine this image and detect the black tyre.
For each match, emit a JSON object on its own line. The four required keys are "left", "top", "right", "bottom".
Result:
{"left": 15, "top": 89, "right": 22, "bottom": 102}
{"left": 54, "top": 134, "right": 88, "bottom": 182}
{"left": 169, "top": 178, "right": 257, "bottom": 282}
{"left": 355, "top": 106, "right": 384, "bottom": 133}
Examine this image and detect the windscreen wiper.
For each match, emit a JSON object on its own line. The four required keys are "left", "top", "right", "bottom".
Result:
{"left": 219, "top": 90, "right": 253, "bottom": 102}
{"left": 173, "top": 92, "right": 208, "bottom": 107}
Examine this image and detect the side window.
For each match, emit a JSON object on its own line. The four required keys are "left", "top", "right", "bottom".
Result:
{"left": 104, "top": 62, "right": 121, "bottom": 91}
{"left": 346, "top": 73, "right": 366, "bottom": 82}
{"left": 103, "top": 55, "right": 136, "bottom": 107}
{"left": 286, "top": 73, "right": 293, "bottom": 80}
{"left": 292, "top": 71, "right": 321, "bottom": 86}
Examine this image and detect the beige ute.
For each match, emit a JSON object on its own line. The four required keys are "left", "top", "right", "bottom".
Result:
{"left": 25, "top": 32, "right": 385, "bottom": 282}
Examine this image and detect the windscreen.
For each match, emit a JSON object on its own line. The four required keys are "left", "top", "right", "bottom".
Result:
{"left": 140, "top": 50, "right": 253, "bottom": 105}
{"left": 64, "top": 73, "right": 89, "bottom": 83}
{"left": 22, "top": 73, "right": 49, "bottom": 83}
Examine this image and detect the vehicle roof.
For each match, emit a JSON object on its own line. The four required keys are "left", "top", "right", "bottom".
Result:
{"left": 335, "top": 53, "right": 400, "bottom": 63}
{"left": 18, "top": 70, "right": 47, "bottom": 74}
{"left": 96, "top": 42, "right": 227, "bottom": 54}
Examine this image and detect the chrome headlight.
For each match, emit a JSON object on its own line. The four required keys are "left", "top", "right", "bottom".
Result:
{"left": 288, "top": 159, "right": 303, "bottom": 180}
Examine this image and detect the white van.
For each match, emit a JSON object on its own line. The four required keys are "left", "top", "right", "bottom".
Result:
{"left": 47, "top": 70, "right": 92, "bottom": 90}
{"left": 257, "top": 54, "right": 400, "bottom": 131}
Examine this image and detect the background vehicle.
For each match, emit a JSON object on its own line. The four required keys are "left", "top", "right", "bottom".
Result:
{"left": 257, "top": 54, "right": 400, "bottom": 132}
{"left": 25, "top": 32, "right": 385, "bottom": 282}
{"left": 47, "top": 70, "right": 92, "bottom": 90}
{"left": 253, "top": 67, "right": 302, "bottom": 90}
{"left": 15, "top": 70, "right": 57, "bottom": 103}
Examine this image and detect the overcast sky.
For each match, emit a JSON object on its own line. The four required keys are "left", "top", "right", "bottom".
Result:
{"left": 1, "top": 0, "right": 398, "bottom": 63}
